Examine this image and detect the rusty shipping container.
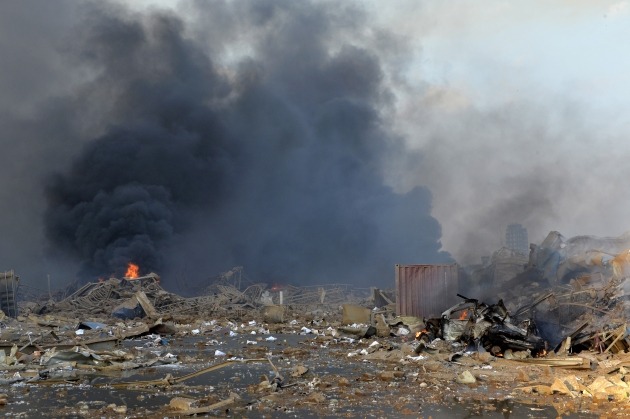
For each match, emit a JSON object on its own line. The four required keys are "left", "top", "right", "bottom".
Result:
{"left": 395, "top": 264, "right": 459, "bottom": 318}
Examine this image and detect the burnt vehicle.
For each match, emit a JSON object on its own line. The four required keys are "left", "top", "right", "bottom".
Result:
{"left": 418, "top": 294, "right": 547, "bottom": 357}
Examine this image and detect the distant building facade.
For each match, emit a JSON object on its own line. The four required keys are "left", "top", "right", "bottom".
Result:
{"left": 505, "top": 223, "right": 529, "bottom": 256}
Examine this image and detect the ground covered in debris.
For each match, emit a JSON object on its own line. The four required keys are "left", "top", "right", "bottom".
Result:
{"left": 0, "top": 309, "right": 628, "bottom": 418}
{"left": 6, "top": 238, "right": 630, "bottom": 418}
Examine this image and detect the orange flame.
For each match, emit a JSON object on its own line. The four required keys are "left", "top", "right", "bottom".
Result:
{"left": 415, "top": 329, "right": 428, "bottom": 339}
{"left": 125, "top": 262, "right": 140, "bottom": 279}
{"left": 459, "top": 310, "right": 469, "bottom": 320}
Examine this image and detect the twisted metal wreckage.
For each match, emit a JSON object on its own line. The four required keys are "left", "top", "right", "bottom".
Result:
{"left": 0, "top": 232, "right": 630, "bottom": 415}
{"left": 412, "top": 231, "right": 630, "bottom": 363}
{"left": 419, "top": 295, "right": 546, "bottom": 357}
{"left": 2, "top": 230, "right": 630, "bottom": 364}
{"left": 17, "top": 266, "right": 359, "bottom": 320}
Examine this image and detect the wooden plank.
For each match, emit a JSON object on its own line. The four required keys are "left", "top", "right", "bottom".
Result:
{"left": 604, "top": 324, "right": 627, "bottom": 353}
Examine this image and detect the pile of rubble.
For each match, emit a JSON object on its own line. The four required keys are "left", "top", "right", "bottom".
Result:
{"left": 0, "top": 231, "right": 630, "bottom": 415}
{"left": 459, "top": 231, "right": 630, "bottom": 358}
{"left": 21, "top": 269, "right": 370, "bottom": 322}
{"left": 418, "top": 295, "right": 546, "bottom": 357}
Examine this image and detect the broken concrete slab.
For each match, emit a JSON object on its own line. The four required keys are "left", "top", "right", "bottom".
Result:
{"left": 169, "top": 397, "right": 198, "bottom": 411}
{"left": 262, "top": 305, "right": 285, "bottom": 324}
{"left": 342, "top": 304, "right": 372, "bottom": 325}
{"left": 456, "top": 370, "right": 476, "bottom": 384}
{"left": 134, "top": 291, "right": 157, "bottom": 318}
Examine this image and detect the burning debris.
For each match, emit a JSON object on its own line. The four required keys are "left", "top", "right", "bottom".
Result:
{"left": 447, "top": 231, "right": 630, "bottom": 359}
{"left": 418, "top": 294, "right": 546, "bottom": 357}
{"left": 1, "top": 231, "right": 630, "bottom": 416}
{"left": 22, "top": 266, "right": 372, "bottom": 324}
{"left": 124, "top": 262, "right": 140, "bottom": 280}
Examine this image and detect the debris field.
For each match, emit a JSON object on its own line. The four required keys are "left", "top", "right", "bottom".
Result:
{"left": 2, "top": 231, "right": 630, "bottom": 417}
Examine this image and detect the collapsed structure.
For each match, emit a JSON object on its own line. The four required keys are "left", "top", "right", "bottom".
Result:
{"left": 0, "top": 230, "right": 629, "bottom": 415}
{"left": 3, "top": 230, "right": 629, "bottom": 359}
{"left": 414, "top": 231, "right": 630, "bottom": 358}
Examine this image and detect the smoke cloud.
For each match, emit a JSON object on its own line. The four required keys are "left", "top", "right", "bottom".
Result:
{"left": 27, "top": 0, "right": 451, "bottom": 286}
{"left": 382, "top": 1, "right": 630, "bottom": 265}
{"left": 4, "top": 1, "right": 626, "bottom": 291}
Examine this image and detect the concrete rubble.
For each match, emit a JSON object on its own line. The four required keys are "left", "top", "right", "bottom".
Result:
{"left": 2, "top": 231, "right": 630, "bottom": 416}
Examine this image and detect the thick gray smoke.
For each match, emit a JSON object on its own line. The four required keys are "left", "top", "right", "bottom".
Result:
{"left": 36, "top": 1, "right": 451, "bottom": 286}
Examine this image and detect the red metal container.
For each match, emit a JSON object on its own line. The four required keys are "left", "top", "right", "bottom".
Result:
{"left": 395, "top": 264, "right": 459, "bottom": 318}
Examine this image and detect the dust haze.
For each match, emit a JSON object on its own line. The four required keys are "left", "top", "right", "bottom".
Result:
{"left": 1, "top": 0, "right": 624, "bottom": 289}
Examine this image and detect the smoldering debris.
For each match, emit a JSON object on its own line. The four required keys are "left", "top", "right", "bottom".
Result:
{"left": 418, "top": 295, "right": 547, "bottom": 357}
{"left": 0, "top": 274, "right": 619, "bottom": 417}
{"left": 2, "top": 229, "right": 630, "bottom": 415}
{"left": 26, "top": 272, "right": 366, "bottom": 322}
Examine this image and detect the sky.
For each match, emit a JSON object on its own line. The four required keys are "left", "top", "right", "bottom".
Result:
{"left": 1, "top": 0, "right": 630, "bottom": 289}
{"left": 378, "top": 1, "right": 630, "bottom": 262}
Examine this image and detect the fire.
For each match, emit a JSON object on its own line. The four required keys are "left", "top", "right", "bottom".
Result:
{"left": 415, "top": 329, "right": 428, "bottom": 339}
{"left": 459, "top": 309, "right": 469, "bottom": 320}
{"left": 491, "top": 346, "right": 503, "bottom": 357}
{"left": 125, "top": 262, "right": 140, "bottom": 279}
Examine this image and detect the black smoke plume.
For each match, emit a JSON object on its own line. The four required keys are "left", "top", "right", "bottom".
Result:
{"left": 38, "top": 1, "right": 452, "bottom": 286}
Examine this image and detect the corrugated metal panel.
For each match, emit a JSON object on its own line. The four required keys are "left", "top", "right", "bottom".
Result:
{"left": 395, "top": 264, "right": 458, "bottom": 318}
{"left": 0, "top": 270, "right": 19, "bottom": 318}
